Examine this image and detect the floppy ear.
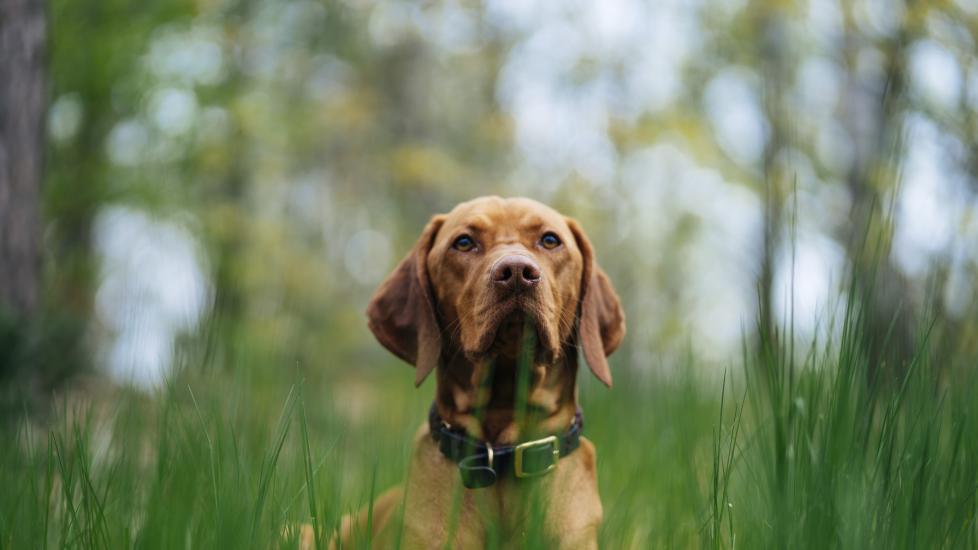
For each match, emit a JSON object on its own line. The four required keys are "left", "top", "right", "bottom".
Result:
{"left": 567, "top": 219, "right": 625, "bottom": 387}
{"left": 367, "top": 215, "right": 445, "bottom": 387}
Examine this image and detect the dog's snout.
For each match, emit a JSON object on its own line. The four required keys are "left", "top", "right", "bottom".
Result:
{"left": 492, "top": 255, "right": 541, "bottom": 292}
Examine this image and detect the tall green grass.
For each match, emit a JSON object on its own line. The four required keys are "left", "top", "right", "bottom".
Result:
{"left": 1, "top": 301, "right": 976, "bottom": 548}
{"left": 722, "top": 299, "right": 978, "bottom": 549}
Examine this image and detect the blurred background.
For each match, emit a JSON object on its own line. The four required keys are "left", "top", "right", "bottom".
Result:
{"left": 4, "top": 0, "right": 977, "bottom": 395}
{"left": 4, "top": 0, "right": 978, "bottom": 547}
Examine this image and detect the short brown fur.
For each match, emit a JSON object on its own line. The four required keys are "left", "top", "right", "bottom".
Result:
{"left": 319, "top": 196, "right": 624, "bottom": 549}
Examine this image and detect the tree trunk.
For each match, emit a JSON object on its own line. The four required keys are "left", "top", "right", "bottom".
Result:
{"left": 0, "top": 0, "right": 46, "bottom": 319}
{"left": 839, "top": 2, "right": 917, "bottom": 380}
{"left": 755, "top": 7, "right": 788, "bottom": 360}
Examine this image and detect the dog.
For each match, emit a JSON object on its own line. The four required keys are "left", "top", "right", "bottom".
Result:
{"left": 314, "top": 196, "right": 624, "bottom": 549}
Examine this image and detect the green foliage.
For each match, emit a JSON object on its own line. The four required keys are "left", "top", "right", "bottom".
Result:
{"left": 0, "top": 307, "right": 88, "bottom": 414}
{"left": 2, "top": 302, "right": 975, "bottom": 549}
{"left": 37, "top": 0, "right": 197, "bottom": 390}
{"left": 35, "top": 0, "right": 978, "bottom": 391}
{"left": 726, "top": 309, "right": 978, "bottom": 548}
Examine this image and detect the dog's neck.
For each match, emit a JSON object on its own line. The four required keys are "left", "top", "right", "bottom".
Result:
{"left": 433, "top": 343, "right": 579, "bottom": 445}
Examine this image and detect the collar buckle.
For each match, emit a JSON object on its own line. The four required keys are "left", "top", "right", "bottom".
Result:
{"left": 513, "top": 435, "right": 559, "bottom": 478}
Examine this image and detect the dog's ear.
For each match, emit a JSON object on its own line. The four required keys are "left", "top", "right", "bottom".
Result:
{"left": 567, "top": 218, "right": 625, "bottom": 388}
{"left": 367, "top": 215, "right": 446, "bottom": 387}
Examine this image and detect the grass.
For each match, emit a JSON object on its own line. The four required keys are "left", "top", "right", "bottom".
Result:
{"left": 1, "top": 300, "right": 976, "bottom": 549}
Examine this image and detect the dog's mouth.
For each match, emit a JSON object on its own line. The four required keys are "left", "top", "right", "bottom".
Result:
{"left": 470, "top": 298, "right": 557, "bottom": 362}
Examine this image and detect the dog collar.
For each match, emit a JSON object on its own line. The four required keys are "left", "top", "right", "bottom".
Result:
{"left": 428, "top": 403, "right": 583, "bottom": 489}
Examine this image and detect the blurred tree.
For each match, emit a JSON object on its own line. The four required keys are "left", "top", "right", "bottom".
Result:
{"left": 838, "top": 0, "right": 918, "bottom": 379}
{"left": 755, "top": 3, "right": 791, "bottom": 359}
{"left": 0, "top": 0, "right": 46, "bottom": 384}
{"left": 19, "top": 0, "right": 978, "bottom": 391}
{"left": 31, "top": 0, "right": 193, "bottom": 387}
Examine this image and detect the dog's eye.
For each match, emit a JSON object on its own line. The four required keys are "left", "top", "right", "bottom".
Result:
{"left": 453, "top": 235, "right": 476, "bottom": 252}
{"left": 540, "top": 232, "right": 561, "bottom": 249}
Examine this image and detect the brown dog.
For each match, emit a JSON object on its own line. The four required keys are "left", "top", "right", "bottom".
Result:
{"left": 328, "top": 196, "right": 624, "bottom": 549}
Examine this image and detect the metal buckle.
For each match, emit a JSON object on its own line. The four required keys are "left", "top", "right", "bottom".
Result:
{"left": 513, "top": 435, "right": 559, "bottom": 478}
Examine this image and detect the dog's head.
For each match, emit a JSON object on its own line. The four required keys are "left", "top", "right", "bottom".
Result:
{"left": 367, "top": 196, "right": 624, "bottom": 388}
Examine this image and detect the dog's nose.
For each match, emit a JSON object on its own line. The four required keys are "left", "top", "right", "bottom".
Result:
{"left": 492, "top": 255, "right": 541, "bottom": 292}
